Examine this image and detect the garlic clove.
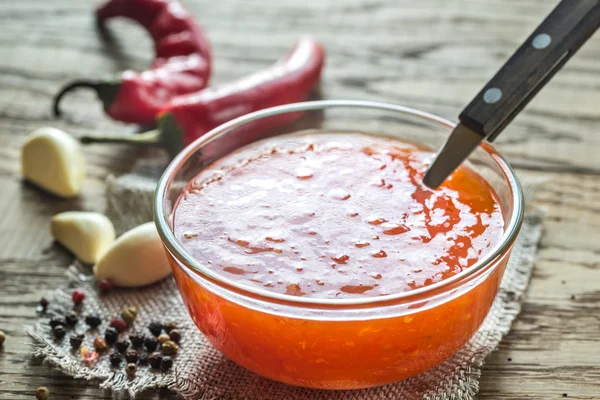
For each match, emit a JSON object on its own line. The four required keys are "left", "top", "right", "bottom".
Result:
{"left": 21, "top": 127, "right": 86, "bottom": 198}
{"left": 93, "top": 222, "right": 172, "bottom": 287}
{"left": 51, "top": 212, "right": 116, "bottom": 264}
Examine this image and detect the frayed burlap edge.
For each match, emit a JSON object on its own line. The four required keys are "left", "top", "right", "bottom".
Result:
{"left": 24, "top": 266, "right": 179, "bottom": 399}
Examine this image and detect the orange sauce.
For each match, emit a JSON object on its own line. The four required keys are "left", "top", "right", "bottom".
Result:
{"left": 170, "top": 133, "right": 507, "bottom": 388}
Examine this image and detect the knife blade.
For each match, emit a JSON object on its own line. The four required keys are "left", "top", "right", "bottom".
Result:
{"left": 422, "top": 123, "right": 484, "bottom": 189}
{"left": 423, "top": 0, "right": 600, "bottom": 189}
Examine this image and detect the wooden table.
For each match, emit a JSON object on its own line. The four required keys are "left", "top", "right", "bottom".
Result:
{"left": 1, "top": 0, "right": 599, "bottom": 398}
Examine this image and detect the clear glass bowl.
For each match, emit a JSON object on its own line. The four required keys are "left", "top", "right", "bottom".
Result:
{"left": 154, "top": 100, "right": 524, "bottom": 390}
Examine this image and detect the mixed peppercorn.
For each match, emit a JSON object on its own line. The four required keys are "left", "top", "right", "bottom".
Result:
{"left": 121, "top": 306, "right": 137, "bottom": 324}
{"left": 97, "top": 279, "right": 113, "bottom": 294}
{"left": 84, "top": 314, "right": 102, "bottom": 329}
{"left": 69, "top": 334, "right": 84, "bottom": 349}
{"left": 116, "top": 339, "right": 130, "bottom": 353}
{"left": 35, "top": 387, "right": 50, "bottom": 400}
{"left": 104, "top": 327, "right": 119, "bottom": 345}
{"left": 65, "top": 312, "right": 78, "bottom": 327}
{"left": 71, "top": 290, "right": 86, "bottom": 305}
{"left": 109, "top": 351, "right": 122, "bottom": 367}
{"left": 37, "top": 298, "right": 49, "bottom": 313}
{"left": 46, "top": 294, "right": 180, "bottom": 377}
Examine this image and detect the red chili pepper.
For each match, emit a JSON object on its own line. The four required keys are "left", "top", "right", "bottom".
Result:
{"left": 53, "top": 0, "right": 211, "bottom": 125}
{"left": 81, "top": 37, "right": 325, "bottom": 158}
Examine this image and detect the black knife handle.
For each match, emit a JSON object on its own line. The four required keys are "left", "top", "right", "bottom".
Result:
{"left": 459, "top": 0, "right": 600, "bottom": 141}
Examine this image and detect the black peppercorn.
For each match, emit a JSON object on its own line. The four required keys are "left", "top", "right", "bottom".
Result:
{"left": 148, "top": 352, "right": 162, "bottom": 369}
{"left": 138, "top": 353, "right": 149, "bottom": 365}
{"left": 65, "top": 312, "right": 78, "bottom": 327}
{"left": 160, "top": 356, "right": 173, "bottom": 371}
{"left": 116, "top": 339, "right": 130, "bottom": 353}
{"left": 38, "top": 298, "right": 49, "bottom": 313}
{"left": 163, "top": 321, "right": 177, "bottom": 333}
{"left": 125, "top": 350, "right": 139, "bottom": 363}
{"left": 129, "top": 333, "right": 144, "bottom": 348}
{"left": 69, "top": 333, "right": 84, "bottom": 349}
{"left": 109, "top": 351, "right": 122, "bottom": 367}
{"left": 52, "top": 325, "right": 66, "bottom": 339}
{"left": 144, "top": 336, "right": 158, "bottom": 352}
{"left": 49, "top": 316, "right": 66, "bottom": 328}
{"left": 84, "top": 314, "right": 102, "bottom": 329}
{"left": 148, "top": 321, "right": 163, "bottom": 337}
{"left": 168, "top": 329, "right": 181, "bottom": 343}
{"left": 104, "top": 327, "right": 119, "bottom": 345}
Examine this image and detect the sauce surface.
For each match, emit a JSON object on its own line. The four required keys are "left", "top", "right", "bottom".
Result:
{"left": 173, "top": 133, "right": 504, "bottom": 299}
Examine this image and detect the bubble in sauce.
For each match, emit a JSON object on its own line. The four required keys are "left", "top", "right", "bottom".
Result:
{"left": 295, "top": 167, "right": 314, "bottom": 180}
{"left": 329, "top": 188, "right": 351, "bottom": 201}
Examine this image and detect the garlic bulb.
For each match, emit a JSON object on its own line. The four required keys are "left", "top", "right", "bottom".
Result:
{"left": 51, "top": 212, "right": 116, "bottom": 264}
{"left": 93, "top": 222, "right": 172, "bottom": 287}
{"left": 21, "top": 127, "right": 86, "bottom": 197}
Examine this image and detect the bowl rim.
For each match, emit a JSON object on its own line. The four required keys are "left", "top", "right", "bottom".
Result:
{"left": 154, "top": 100, "right": 524, "bottom": 307}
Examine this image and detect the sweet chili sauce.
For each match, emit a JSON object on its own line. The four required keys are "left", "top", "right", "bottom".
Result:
{"left": 170, "top": 133, "right": 507, "bottom": 389}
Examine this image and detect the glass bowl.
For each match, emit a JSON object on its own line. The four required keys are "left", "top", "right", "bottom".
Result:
{"left": 154, "top": 100, "right": 524, "bottom": 390}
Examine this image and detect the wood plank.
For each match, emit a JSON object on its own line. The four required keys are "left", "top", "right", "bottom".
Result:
{"left": 0, "top": 0, "right": 598, "bottom": 398}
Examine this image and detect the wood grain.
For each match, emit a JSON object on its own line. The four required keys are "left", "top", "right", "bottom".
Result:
{"left": 0, "top": 0, "right": 598, "bottom": 398}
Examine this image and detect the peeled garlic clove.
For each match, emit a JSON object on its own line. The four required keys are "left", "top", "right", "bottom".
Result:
{"left": 94, "top": 222, "right": 171, "bottom": 287}
{"left": 21, "top": 127, "right": 86, "bottom": 198}
{"left": 51, "top": 212, "right": 116, "bottom": 264}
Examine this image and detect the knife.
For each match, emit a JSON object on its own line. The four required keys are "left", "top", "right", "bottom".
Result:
{"left": 423, "top": 0, "right": 600, "bottom": 189}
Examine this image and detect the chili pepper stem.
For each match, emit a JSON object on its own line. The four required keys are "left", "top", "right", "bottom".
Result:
{"left": 53, "top": 80, "right": 121, "bottom": 117}
{"left": 79, "top": 113, "right": 185, "bottom": 159}
{"left": 80, "top": 129, "right": 162, "bottom": 146}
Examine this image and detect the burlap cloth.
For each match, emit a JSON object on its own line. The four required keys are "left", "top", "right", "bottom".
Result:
{"left": 26, "top": 162, "right": 544, "bottom": 400}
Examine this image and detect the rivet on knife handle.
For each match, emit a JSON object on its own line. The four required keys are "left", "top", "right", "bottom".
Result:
{"left": 423, "top": 0, "right": 600, "bottom": 190}
{"left": 459, "top": 0, "right": 600, "bottom": 141}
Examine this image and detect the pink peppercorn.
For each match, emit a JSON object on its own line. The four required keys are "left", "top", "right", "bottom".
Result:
{"left": 72, "top": 290, "right": 85, "bottom": 305}
{"left": 97, "top": 279, "right": 113, "bottom": 294}
{"left": 110, "top": 318, "right": 128, "bottom": 333}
